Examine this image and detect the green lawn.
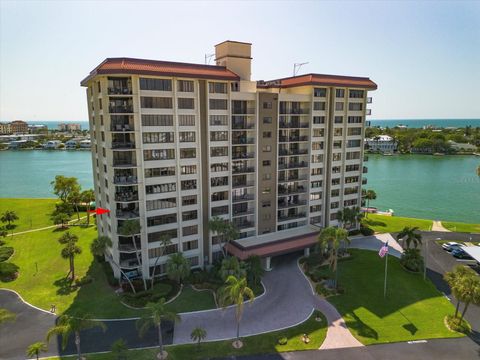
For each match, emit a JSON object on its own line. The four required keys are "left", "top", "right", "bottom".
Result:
{"left": 52, "top": 313, "right": 328, "bottom": 360}
{"left": 326, "top": 249, "right": 463, "bottom": 344}
{"left": 442, "top": 221, "right": 480, "bottom": 233}
{"left": 0, "top": 198, "right": 87, "bottom": 233}
{"left": 362, "top": 214, "right": 433, "bottom": 233}
{"left": 165, "top": 285, "right": 216, "bottom": 314}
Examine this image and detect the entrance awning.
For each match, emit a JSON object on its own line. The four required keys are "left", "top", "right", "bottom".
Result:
{"left": 226, "top": 227, "right": 320, "bottom": 260}
{"left": 462, "top": 246, "right": 480, "bottom": 264}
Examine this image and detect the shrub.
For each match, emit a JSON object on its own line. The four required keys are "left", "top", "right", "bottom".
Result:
{"left": 74, "top": 275, "right": 93, "bottom": 287}
{"left": 0, "top": 240, "right": 5, "bottom": 246}
{"left": 122, "top": 283, "right": 173, "bottom": 308}
{"left": 277, "top": 336, "right": 288, "bottom": 345}
{"left": 360, "top": 225, "right": 374, "bottom": 236}
{"left": 348, "top": 229, "right": 361, "bottom": 236}
{"left": 0, "top": 262, "right": 19, "bottom": 281}
{"left": 0, "top": 247, "right": 14, "bottom": 262}
{"left": 445, "top": 315, "right": 471, "bottom": 334}
{"left": 315, "top": 283, "right": 335, "bottom": 297}
{"left": 400, "top": 248, "right": 424, "bottom": 272}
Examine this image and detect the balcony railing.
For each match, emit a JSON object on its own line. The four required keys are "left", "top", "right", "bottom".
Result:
{"left": 278, "top": 175, "right": 308, "bottom": 182}
{"left": 279, "top": 122, "right": 309, "bottom": 129}
{"left": 108, "top": 87, "right": 132, "bottom": 95}
{"left": 367, "top": 97, "right": 372, "bottom": 104}
{"left": 278, "top": 161, "right": 308, "bottom": 170}
{"left": 278, "top": 200, "right": 307, "bottom": 209}
{"left": 234, "top": 221, "right": 254, "bottom": 229}
{"left": 278, "top": 213, "right": 307, "bottom": 222}
{"left": 111, "top": 124, "right": 135, "bottom": 132}
{"left": 113, "top": 160, "right": 137, "bottom": 167}
{"left": 232, "top": 137, "right": 255, "bottom": 145}
{"left": 232, "top": 108, "right": 255, "bottom": 115}
{"left": 114, "top": 176, "right": 138, "bottom": 185}
{"left": 362, "top": 178, "right": 368, "bottom": 185}
{"left": 365, "top": 109, "right": 372, "bottom": 115}
{"left": 232, "top": 152, "right": 255, "bottom": 160}
{"left": 232, "top": 181, "right": 255, "bottom": 188}
{"left": 232, "top": 208, "right": 255, "bottom": 217}
{"left": 279, "top": 136, "right": 309, "bottom": 143}
{"left": 280, "top": 109, "right": 310, "bottom": 115}
{"left": 232, "top": 166, "right": 255, "bottom": 174}
{"left": 278, "top": 186, "right": 307, "bottom": 195}
{"left": 364, "top": 155, "right": 369, "bottom": 162}
{"left": 109, "top": 106, "right": 133, "bottom": 114}
{"left": 119, "top": 259, "right": 141, "bottom": 269}
{"left": 115, "top": 192, "right": 139, "bottom": 202}
{"left": 112, "top": 142, "right": 135, "bottom": 150}
{"left": 232, "top": 194, "right": 255, "bottom": 203}
{"left": 232, "top": 122, "right": 255, "bottom": 130}
{"left": 278, "top": 149, "right": 308, "bottom": 156}
{"left": 363, "top": 167, "right": 368, "bottom": 174}
{"left": 118, "top": 244, "right": 140, "bottom": 252}
{"left": 116, "top": 209, "right": 140, "bottom": 219}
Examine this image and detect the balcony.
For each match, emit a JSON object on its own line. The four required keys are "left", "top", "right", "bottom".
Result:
{"left": 116, "top": 209, "right": 140, "bottom": 219}
{"left": 232, "top": 208, "right": 255, "bottom": 217}
{"left": 278, "top": 161, "right": 308, "bottom": 170}
{"left": 367, "top": 97, "right": 372, "bottom": 104}
{"left": 112, "top": 141, "right": 135, "bottom": 150}
{"left": 278, "top": 174, "right": 308, "bottom": 182}
{"left": 278, "top": 213, "right": 307, "bottom": 222}
{"left": 114, "top": 175, "right": 138, "bottom": 185}
{"left": 119, "top": 259, "right": 141, "bottom": 269}
{"left": 118, "top": 244, "right": 140, "bottom": 253}
{"left": 279, "top": 136, "right": 309, "bottom": 143}
{"left": 109, "top": 105, "right": 133, "bottom": 114}
{"left": 232, "top": 181, "right": 254, "bottom": 189}
{"left": 364, "top": 155, "right": 369, "bottom": 162}
{"left": 232, "top": 136, "right": 255, "bottom": 145}
{"left": 108, "top": 87, "right": 132, "bottom": 95}
{"left": 362, "top": 178, "right": 368, "bottom": 185}
{"left": 234, "top": 221, "right": 254, "bottom": 229}
{"left": 115, "top": 191, "right": 139, "bottom": 202}
{"left": 108, "top": 77, "right": 132, "bottom": 95}
{"left": 278, "top": 200, "right": 307, "bottom": 209}
{"left": 232, "top": 122, "right": 255, "bottom": 130}
{"left": 363, "top": 166, "right": 368, "bottom": 174}
{"left": 278, "top": 186, "right": 307, "bottom": 195}
{"left": 232, "top": 194, "right": 255, "bottom": 203}
{"left": 366, "top": 109, "right": 372, "bottom": 115}
{"left": 111, "top": 124, "right": 135, "bottom": 132}
{"left": 232, "top": 166, "right": 255, "bottom": 174}
{"left": 278, "top": 148, "right": 308, "bottom": 156}
{"left": 232, "top": 107, "right": 255, "bottom": 115}
{"left": 279, "top": 121, "right": 309, "bottom": 129}
{"left": 279, "top": 108, "right": 310, "bottom": 115}
{"left": 232, "top": 152, "right": 255, "bottom": 160}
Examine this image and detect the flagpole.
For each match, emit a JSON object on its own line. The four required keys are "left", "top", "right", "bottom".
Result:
{"left": 383, "top": 249, "right": 388, "bottom": 299}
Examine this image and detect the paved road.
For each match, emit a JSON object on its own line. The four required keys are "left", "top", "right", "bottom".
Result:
{"left": 0, "top": 289, "right": 173, "bottom": 360}
{"left": 214, "top": 337, "right": 479, "bottom": 360}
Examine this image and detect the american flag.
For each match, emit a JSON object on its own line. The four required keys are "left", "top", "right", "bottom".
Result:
{"left": 379, "top": 241, "right": 389, "bottom": 258}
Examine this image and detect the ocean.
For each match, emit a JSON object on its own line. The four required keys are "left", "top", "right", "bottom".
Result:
{"left": 369, "top": 119, "right": 480, "bottom": 129}
{"left": 27, "top": 120, "right": 90, "bottom": 130}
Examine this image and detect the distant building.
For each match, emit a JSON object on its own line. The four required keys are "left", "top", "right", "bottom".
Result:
{"left": 366, "top": 135, "right": 397, "bottom": 153}
{"left": 58, "top": 123, "right": 82, "bottom": 132}
{"left": 65, "top": 139, "right": 79, "bottom": 149}
{"left": 43, "top": 140, "right": 62, "bottom": 149}
{"left": 79, "top": 139, "right": 91, "bottom": 148}
{"left": 28, "top": 124, "right": 48, "bottom": 133}
{"left": 0, "top": 123, "right": 11, "bottom": 135}
{"left": 10, "top": 120, "right": 29, "bottom": 134}
{"left": 448, "top": 141, "right": 477, "bottom": 152}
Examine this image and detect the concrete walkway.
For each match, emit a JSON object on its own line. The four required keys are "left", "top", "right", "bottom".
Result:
{"left": 349, "top": 233, "right": 403, "bottom": 258}
{"left": 432, "top": 221, "right": 451, "bottom": 232}
{"left": 6, "top": 216, "right": 89, "bottom": 237}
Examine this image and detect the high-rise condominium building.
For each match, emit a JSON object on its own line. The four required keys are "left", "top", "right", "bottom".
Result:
{"left": 81, "top": 40, "right": 377, "bottom": 279}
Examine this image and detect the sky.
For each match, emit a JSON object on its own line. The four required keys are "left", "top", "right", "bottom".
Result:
{"left": 1, "top": 0, "right": 479, "bottom": 121}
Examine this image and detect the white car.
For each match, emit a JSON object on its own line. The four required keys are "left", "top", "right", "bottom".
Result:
{"left": 442, "top": 242, "right": 461, "bottom": 252}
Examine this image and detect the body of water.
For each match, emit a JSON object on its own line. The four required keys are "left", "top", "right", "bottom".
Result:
{"left": 27, "top": 120, "right": 90, "bottom": 130}
{"left": 0, "top": 151, "right": 479, "bottom": 223}
{"left": 369, "top": 118, "right": 480, "bottom": 128}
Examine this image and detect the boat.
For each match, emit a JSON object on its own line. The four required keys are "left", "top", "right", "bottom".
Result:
{"left": 383, "top": 152, "right": 393, "bottom": 156}
{"left": 433, "top": 153, "right": 445, "bottom": 156}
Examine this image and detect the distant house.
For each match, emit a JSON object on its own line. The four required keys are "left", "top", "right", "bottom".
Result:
{"left": 65, "top": 139, "right": 79, "bottom": 149}
{"left": 44, "top": 140, "right": 62, "bottom": 149}
{"left": 365, "top": 135, "right": 397, "bottom": 153}
{"left": 8, "top": 140, "right": 28, "bottom": 149}
{"left": 448, "top": 141, "right": 477, "bottom": 152}
{"left": 79, "top": 139, "right": 91, "bottom": 149}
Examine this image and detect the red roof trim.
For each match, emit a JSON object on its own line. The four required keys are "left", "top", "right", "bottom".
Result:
{"left": 258, "top": 73, "right": 377, "bottom": 90}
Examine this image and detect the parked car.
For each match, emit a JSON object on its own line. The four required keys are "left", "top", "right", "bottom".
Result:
{"left": 442, "top": 242, "right": 461, "bottom": 252}
{"left": 452, "top": 248, "right": 474, "bottom": 260}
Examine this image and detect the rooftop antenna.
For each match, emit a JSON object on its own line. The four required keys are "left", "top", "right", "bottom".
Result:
{"left": 205, "top": 53, "right": 215, "bottom": 65}
{"left": 293, "top": 62, "right": 309, "bottom": 76}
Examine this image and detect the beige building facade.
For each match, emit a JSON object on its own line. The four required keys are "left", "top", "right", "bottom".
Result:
{"left": 81, "top": 40, "right": 376, "bottom": 280}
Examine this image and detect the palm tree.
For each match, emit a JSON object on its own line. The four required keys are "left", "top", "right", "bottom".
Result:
{"left": 68, "top": 189, "right": 82, "bottom": 221}
{"left": 219, "top": 256, "right": 246, "bottom": 282}
{"left": 118, "top": 219, "right": 146, "bottom": 291}
{"left": 136, "top": 300, "right": 180, "bottom": 359}
{"left": 445, "top": 266, "right": 474, "bottom": 318}
{"left": 90, "top": 235, "right": 136, "bottom": 294}
{"left": 458, "top": 274, "right": 480, "bottom": 322}
{"left": 111, "top": 339, "right": 128, "bottom": 360}
{"left": 46, "top": 314, "right": 106, "bottom": 360}
{"left": 318, "top": 227, "right": 350, "bottom": 289}
{"left": 220, "top": 275, "right": 254, "bottom": 345}
{"left": 364, "top": 190, "right": 377, "bottom": 217}
{"left": 58, "top": 232, "right": 82, "bottom": 280}
{"left": 1, "top": 210, "right": 19, "bottom": 229}
{"left": 0, "top": 308, "right": 16, "bottom": 323}
{"left": 208, "top": 216, "right": 239, "bottom": 258}
{"left": 166, "top": 253, "right": 190, "bottom": 284}
{"left": 150, "top": 234, "right": 172, "bottom": 288}
{"left": 26, "top": 342, "right": 48, "bottom": 360}
{"left": 190, "top": 327, "right": 207, "bottom": 349}
{"left": 246, "top": 255, "right": 265, "bottom": 287}
{"left": 396, "top": 226, "right": 422, "bottom": 249}
{"left": 80, "top": 189, "right": 95, "bottom": 225}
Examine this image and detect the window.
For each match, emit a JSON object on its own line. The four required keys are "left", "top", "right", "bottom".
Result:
{"left": 334, "top": 128, "right": 343, "bottom": 136}
{"left": 144, "top": 149, "right": 175, "bottom": 161}
{"left": 311, "top": 154, "right": 324, "bottom": 163}
{"left": 210, "top": 131, "right": 228, "bottom": 141}
{"left": 348, "top": 116, "right": 363, "bottom": 124}
{"left": 182, "top": 210, "right": 198, "bottom": 221}
{"left": 310, "top": 216, "right": 322, "bottom": 225}
{"left": 313, "top": 129, "right": 324, "bottom": 137}
{"left": 211, "top": 176, "right": 228, "bottom": 187}
{"left": 183, "top": 225, "right": 198, "bottom": 236}
{"left": 262, "top": 145, "right": 271, "bottom": 152}
{"left": 180, "top": 148, "right": 196, "bottom": 158}
{"left": 145, "top": 183, "right": 176, "bottom": 194}
{"left": 311, "top": 168, "right": 323, "bottom": 176}
{"left": 262, "top": 160, "right": 271, "bottom": 166}
{"left": 209, "top": 82, "right": 227, "bottom": 93}
{"left": 183, "top": 240, "right": 199, "bottom": 251}
{"left": 147, "top": 213, "right": 177, "bottom": 227}
{"left": 211, "top": 163, "right": 228, "bottom": 172}
{"left": 345, "top": 164, "right": 360, "bottom": 172}
{"left": 331, "top": 202, "right": 339, "bottom": 209}
{"left": 310, "top": 204, "right": 322, "bottom": 213}
{"left": 334, "top": 116, "right": 343, "bottom": 124}
{"left": 210, "top": 115, "right": 228, "bottom": 126}
{"left": 231, "top": 82, "right": 239, "bottom": 92}
{"left": 344, "top": 199, "right": 358, "bottom": 207}
{"left": 263, "top": 102, "right": 272, "bottom": 109}
{"left": 146, "top": 198, "right": 176, "bottom": 211}
{"left": 312, "top": 141, "right": 324, "bottom": 150}
{"left": 346, "top": 151, "right": 361, "bottom": 160}
{"left": 181, "top": 180, "right": 197, "bottom": 190}
{"left": 347, "top": 139, "right": 361, "bottom": 148}
{"left": 140, "top": 78, "right": 172, "bottom": 91}
{"left": 331, "top": 189, "right": 340, "bottom": 196}
{"left": 212, "top": 205, "right": 229, "bottom": 216}
{"left": 314, "top": 88, "right": 326, "bottom": 97}
{"left": 332, "top": 153, "right": 342, "bottom": 161}
{"left": 335, "top": 102, "right": 344, "bottom": 111}
{"left": 263, "top": 131, "right": 272, "bottom": 138}
{"left": 348, "top": 127, "right": 362, "bottom": 136}
{"left": 143, "top": 132, "right": 174, "bottom": 143}
{"left": 181, "top": 165, "right": 197, "bottom": 175}
{"left": 148, "top": 244, "right": 178, "bottom": 258}
{"left": 332, "top": 166, "right": 341, "bottom": 173}
{"left": 349, "top": 103, "right": 363, "bottom": 111}
{"left": 142, "top": 114, "right": 174, "bottom": 126}
{"left": 313, "top": 102, "right": 326, "bottom": 111}
{"left": 263, "top": 117, "right": 272, "bottom": 124}
{"left": 178, "top": 98, "right": 194, "bottom": 109}
{"left": 141, "top": 97, "right": 172, "bottom": 109}
{"left": 209, "top": 99, "right": 228, "bottom": 110}
{"left": 310, "top": 192, "right": 322, "bottom": 201}
{"left": 210, "top": 147, "right": 228, "bottom": 157}
{"left": 148, "top": 229, "right": 178, "bottom": 243}
{"left": 97, "top": 81, "right": 101, "bottom": 92}
{"left": 179, "top": 132, "right": 196, "bottom": 142}
{"left": 336, "top": 89, "right": 345, "bottom": 98}
{"left": 311, "top": 180, "right": 322, "bottom": 188}
{"left": 313, "top": 116, "right": 325, "bottom": 124}
{"left": 262, "top": 201, "right": 271, "bottom": 208}
{"left": 182, "top": 195, "right": 197, "bottom": 206}
{"left": 344, "top": 186, "right": 359, "bottom": 195}
{"left": 178, "top": 115, "right": 195, "bottom": 126}
{"left": 263, "top": 173, "right": 271, "bottom": 180}
{"left": 211, "top": 191, "right": 228, "bottom": 201}
{"left": 99, "top": 99, "right": 102, "bottom": 110}
{"left": 345, "top": 176, "right": 359, "bottom": 183}
{"left": 177, "top": 80, "right": 194, "bottom": 92}
{"left": 145, "top": 167, "right": 175, "bottom": 178}
{"left": 349, "top": 90, "right": 364, "bottom": 98}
